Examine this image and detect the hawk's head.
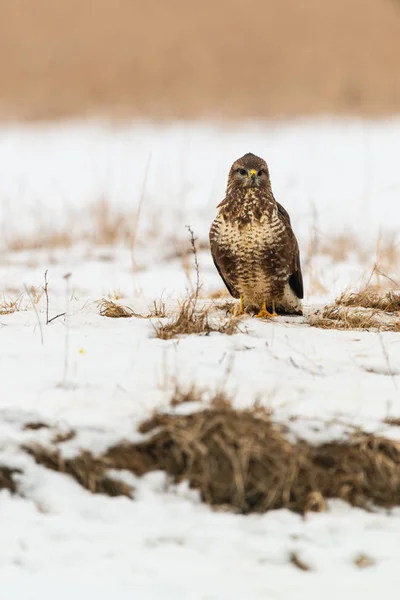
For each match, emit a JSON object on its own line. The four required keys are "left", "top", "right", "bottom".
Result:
{"left": 227, "top": 153, "right": 270, "bottom": 191}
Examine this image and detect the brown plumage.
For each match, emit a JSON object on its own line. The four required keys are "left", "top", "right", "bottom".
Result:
{"left": 209, "top": 152, "right": 303, "bottom": 315}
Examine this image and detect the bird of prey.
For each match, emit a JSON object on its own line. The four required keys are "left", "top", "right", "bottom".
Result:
{"left": 209, "top": 152, "right": 303, "bottom": 317}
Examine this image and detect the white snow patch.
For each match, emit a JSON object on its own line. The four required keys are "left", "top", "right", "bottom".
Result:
{"left": 0, "top": 118, "right": 400, "bottom": 598}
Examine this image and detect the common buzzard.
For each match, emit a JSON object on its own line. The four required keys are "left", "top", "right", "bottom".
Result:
{"left": 209, "top": 152, "right": 303, "bottom": 317}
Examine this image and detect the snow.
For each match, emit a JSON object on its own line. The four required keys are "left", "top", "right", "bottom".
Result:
{"left": 1, "top": 118, "right": 400, "bottom": 598}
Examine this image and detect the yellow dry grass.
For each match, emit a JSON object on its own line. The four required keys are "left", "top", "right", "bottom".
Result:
{"left": 0, "top": 296, "right": 23, "bottom": 315}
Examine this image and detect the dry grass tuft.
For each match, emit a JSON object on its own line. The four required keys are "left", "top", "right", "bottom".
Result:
{"left": 208, "top": 288, "right": 230, "bottom": 300}
{"left": 320, "top": 234, "right": 369, "bottom": 264}
{"left": 98, "top": 299, "right": 134, "bottom": 318}
{"left": 6, "top": 199, "right": 135, "bottom": 251}
{"left": 23, "top": 421, "right": 49, "bottom": 431}
{"left": 8, "top": 230, "right": 74, "bottom": 252}
{"left": 52, "top": 430, "right": 76, "bottom": 444}
{"left": 98, "top": 298, "right": 168, "bottom": 319}
{"left": 25, "top": 446, "right": 133, "bottom": 498}
{"left": 338, "top": 288, "right": 400, "bottom": 312}
{"left": 289, "top": 551, "right": 312, "bottom": 571}
{"left": 154, "top": 299, "right": 242, "bottom": 340}
{"left": 383, "top": 417, "right": 400, "bottom": 427}
{"left": 170, "top": 384, "right": 205, "bottom": 407}
{"left": 124, "top": 409, "right": 400, "bottom": 513}
{"left": 308, "top": 287, "right": 400, "bottom": 332}
{"left": 354, "top": 554, "right": 375, "bottom": 569}
{"left": 153, "top": 225, "right": 242, "bottom": 339}
{"left": 0, "top": 296, "right": 23, "bottom": 315}
{"left": 26, "top": 405, "right": 400, "bottom": 514}
{"left": 89, "top": 199, "right": 133, "bottom": 246}
{"left": 0, "top": 467, "right": 21, "bottom": 494}
{"left": 169, "top": 384, "right": 232, "bottom": 409}
{"left": 149, "top": 300, "right": 168, "bottom": 318}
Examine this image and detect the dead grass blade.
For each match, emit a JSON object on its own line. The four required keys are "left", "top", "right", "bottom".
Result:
{"left": 289, "top": 551, "right": 311, "bottom": 571}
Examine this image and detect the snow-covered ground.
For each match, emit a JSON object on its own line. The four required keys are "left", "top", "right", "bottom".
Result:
{"left": 1, "top": 119, "right": 400, "bottom": 599}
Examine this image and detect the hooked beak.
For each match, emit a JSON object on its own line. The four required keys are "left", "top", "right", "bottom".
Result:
{"left": 248, "top": 169, "right": 257, "bottom": 186}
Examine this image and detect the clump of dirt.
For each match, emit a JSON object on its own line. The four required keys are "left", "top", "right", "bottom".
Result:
{"left": 26, "top": 405, "right": 400, "bottom": 513}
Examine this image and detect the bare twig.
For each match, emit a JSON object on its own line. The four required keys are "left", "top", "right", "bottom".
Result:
{"left": 62, "top": 273, "right": 71, "bottom": 386}
{"left": 42, "top": 270, "right": 66, "bottom": 324}
{"left": 186, "top": 225, "right": 201, "bottom": 317}
{"left": 43, "top": 270, "right": 49, "bottom": 325}
{"left": 47, "top": 312, "right": 66, "bottom": 324}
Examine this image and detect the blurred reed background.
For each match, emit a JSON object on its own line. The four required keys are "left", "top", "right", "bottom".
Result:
{"left": 1, "top": 0, "right": 400, "bottom": 122}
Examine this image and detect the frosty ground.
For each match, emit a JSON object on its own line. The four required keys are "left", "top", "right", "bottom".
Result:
{"left": 1, "top": 119, "right": 400, "bottom": 599}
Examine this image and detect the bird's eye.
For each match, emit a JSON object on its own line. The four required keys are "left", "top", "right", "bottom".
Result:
{"left": 257, "top": 170, "right": 263, "bottom": 177}
{"left": 238, "top": 168, "right": 247, "bottom": 176}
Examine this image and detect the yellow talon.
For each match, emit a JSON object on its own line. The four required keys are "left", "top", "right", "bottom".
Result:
{"left": 255, "top": 301, "right": 278, "bottom": 319}
{"left": 230, "top": 295, "right": 246, "bottom": 316}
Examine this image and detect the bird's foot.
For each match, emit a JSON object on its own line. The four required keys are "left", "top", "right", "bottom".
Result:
{"left": 230, "top": 295, "right": 246, "bottom": 316}
{"left": 255, "top": 301, "right": 278, "bottom": 319}
{"left": 255, "top": 309, "right": 277, "bottom": 319}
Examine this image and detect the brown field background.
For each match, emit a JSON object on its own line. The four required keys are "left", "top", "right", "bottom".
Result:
{"left": 1, "top": 0, "right": 400, "bottom": 122}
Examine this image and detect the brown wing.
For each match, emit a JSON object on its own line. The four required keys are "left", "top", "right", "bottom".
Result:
{"left": 209, "top": 220, "right": 240, "bottom": 298}
{"left": 276, "top": 201, "right": 304, "bottom": 300}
